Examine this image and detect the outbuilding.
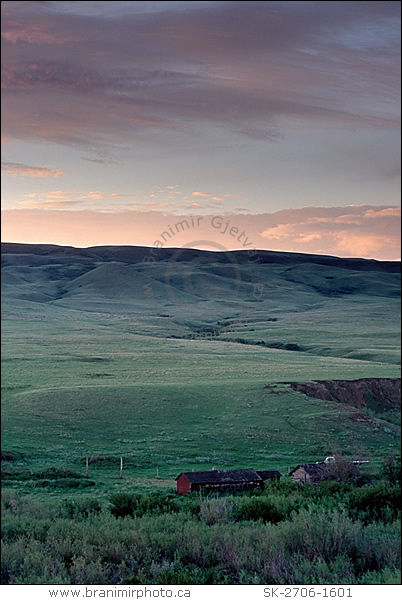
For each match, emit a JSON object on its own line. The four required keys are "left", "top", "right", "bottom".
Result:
{"left": 256, "top": 470, "right": 282, "bottom": 483}
{"left": 289, "top": 463, "right": 328, "bottom": 485}
{"left": 290, "top": 456, "right": 362, "bottom": 485}
{"left": 176, "top": 468, "right": 267, "bottom": 495}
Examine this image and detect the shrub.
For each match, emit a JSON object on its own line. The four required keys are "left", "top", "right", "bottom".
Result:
{"left": 36, "top": 479, "right": 95, "bottom": 489}
{"left": 347, "top": 483, "right": 401, "bottom": 524}
{"left": 273, "top": 555, "right": 356, "bottom": 585}
{"left": 37, "top": 468, "right": 84, "bottom": 480}
{"left": 109, "top": 493, "right": 136, "bottom": 518}
{"left": 63, "top": 498, "right": 102, "bottom": 519}
{"left": 238, "top": 496, "right": 283, "bottom": 523}
{"left": 2, "top": 467, "right": 88, "bottom": 483}
{"left": 358, "top": 567, "right": 401, "bottom": 584}
{"left": 381, "top": 454, "right": 401, "bottom": 486}
{"left": 199, "top": 496, "right": 237, "bottom": 525}
{"left": 109, "top": 491, "right": 197, "bottom": 519}
{"left": 1, "top": 490, "right": 21, "bottom": 514}
{"left": 155, "top": 565, "right": 223, "bottom": 584}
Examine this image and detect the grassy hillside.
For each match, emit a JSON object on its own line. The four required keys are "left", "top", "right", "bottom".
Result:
{"left": 1, "top": 244, "right": 400, "bottom": 500}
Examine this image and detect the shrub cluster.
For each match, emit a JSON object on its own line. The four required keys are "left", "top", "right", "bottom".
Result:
{"left": 1, "top": 478, "right": 400, "bottom": 585}
{"left": 1, "top": 467, "right": 96, "bottom": 489}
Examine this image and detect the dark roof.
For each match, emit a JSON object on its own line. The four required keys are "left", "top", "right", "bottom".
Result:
{"left": 176, "top": 468, "right": 262, "bottom": 484}
{"left": 256, "top": 470, "right": 282, "bottom": 479}
{"left": 289, "top": 463, "right": 328, "bottom": 477}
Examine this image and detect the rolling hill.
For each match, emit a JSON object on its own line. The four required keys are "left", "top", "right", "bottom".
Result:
{"left": 2, "top": 242, "right": 400, "bottom": 307}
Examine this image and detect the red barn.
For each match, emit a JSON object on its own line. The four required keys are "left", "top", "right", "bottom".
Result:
{"left": 176, "top": 468, "right": 278, "bottom": 495}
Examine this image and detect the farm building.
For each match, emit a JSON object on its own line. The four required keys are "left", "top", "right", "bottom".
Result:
{"left": 289, "top": 463, "right": 329, "bottom": 485}
{"left": 176, "top": 468, "right": 281, "bottom": 495}
{"left": 289, "top": 457, "right": 362, "bottom": 485}
{"left": 256, "top": 470, "right": 282, "bottom": 483}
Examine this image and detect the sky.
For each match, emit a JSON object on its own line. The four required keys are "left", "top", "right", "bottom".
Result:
{"left": 1, "top": 1, "right": 401, "bottom": 259}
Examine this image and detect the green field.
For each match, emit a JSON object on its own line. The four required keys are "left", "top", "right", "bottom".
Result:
{"left": 1, "top": 244, "right": 400, "bottom": 499}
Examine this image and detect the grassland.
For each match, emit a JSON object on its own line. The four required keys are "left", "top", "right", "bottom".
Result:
{"left": 1, "top": 244, "right": 400, "bottom": 500}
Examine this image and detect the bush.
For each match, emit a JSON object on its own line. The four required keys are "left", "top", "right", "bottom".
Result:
{"left": 238, "top": 496, "right": 283, "bottom": 523}
{"left": 109, "top": 491, "right": 198, "bottom": 519}
{"left": 36, "top": 479, "right": 95, "bottom": 489}
{"left": 109, "top": 493, "right": 136, "bottom": 518}
{"left": 1, "top": 490, "right": 21, "bottom": 514}
{"left": 358, "top": 567, "right": 401, "bottom": 584}
{"left": 347, "top": 483, "right": 401, "bottom": 524}
{"left": 199, "top": 496, "right": 237, "bottom": 525}
{"left": 1, "top": 467, "right": 87, "bottom": 484}
{"left": 36, "top": 468, "right": 84, "bottom": 480}
{"left": 381, "top": 454, "right": 401, "bottom": 485}
{"left": 155, "top": 565, "right": 223, "bottom": 584}
{"left": 63, "top": 498, "right": 102, "bottom": 519}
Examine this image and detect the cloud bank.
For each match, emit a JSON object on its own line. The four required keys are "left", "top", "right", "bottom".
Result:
{"left": 2, "top": 1, "right": 400, "bottom": 150}
{"left": 2, "top": 205, "right": 400, "bottom": 261}
{"left": 1, "top": 161, "right": 65, "bottom": 177}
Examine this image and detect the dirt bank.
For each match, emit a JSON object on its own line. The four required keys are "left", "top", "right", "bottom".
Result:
{"left": 287, "top": 378, "right": 401, "bottom": 412}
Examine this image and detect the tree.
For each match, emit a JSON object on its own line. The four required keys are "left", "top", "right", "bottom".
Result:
{"left": 320, "top": 454, "right": 361, "bottom": 484}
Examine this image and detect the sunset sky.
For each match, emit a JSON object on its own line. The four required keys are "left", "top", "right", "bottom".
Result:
{"left": 1, "top": 1, "right": 400, "bottom": 259}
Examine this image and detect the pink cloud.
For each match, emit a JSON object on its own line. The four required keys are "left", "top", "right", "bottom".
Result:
{"left": 2, "top": 204, "right": 400, "bottom": 261}
{"left": 260, "top": 205, "right": 400, "bottom": 259}
{"left": 298, "top": 233, "right": 323, "bottom": 244}
{"left": 43, "top": 191, "right": 71, "bottom": 199}
{"left": 18, "top": 199, "right": 81, "bottom": 209}
{"left": 261, "top": 223, "right": 293, "bottom": 240}
{"left": 1, "top": 162, "right": 65, "bottom": 178}
{"left": 78, "top": 191, "right": 104, "bottom": 200}
{"left": 310, "top": 214, "right": 366, "bottom": 226}
{"left": 334, "top": 232, "right": 394, "bottom": 257}
{"left": 364, "top": 207, "right": 401, "bottom": 219}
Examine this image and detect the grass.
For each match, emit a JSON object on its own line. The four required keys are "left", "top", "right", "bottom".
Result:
{"left": 1, "top": 306, "right": 400, "bottom": 499}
